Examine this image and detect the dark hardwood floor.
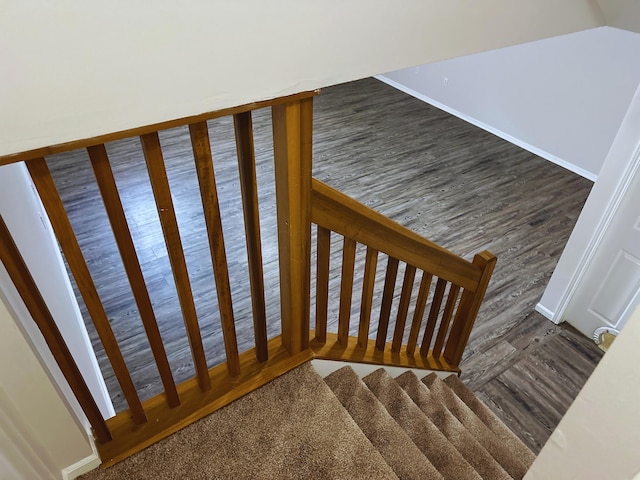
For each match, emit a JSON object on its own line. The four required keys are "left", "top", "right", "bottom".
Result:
{"left": 47, "top": 77, "right": 602, "bottom": 453}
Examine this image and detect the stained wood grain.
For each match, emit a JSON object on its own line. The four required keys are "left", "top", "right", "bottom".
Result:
{"left": 420, "top": 278, "right": 447, "bottom": 357}
{"left": 314, "top": 226, "right": 331, "bottom": 343}
{"left": 88, "top": 144, "right": 180, "bottom": 408}
{"left": 189, "top": 122, "right": 241, "bottom": 374}
{"left": 26, "top": 158, "right": 147, "bottom": 424}
{"left": 311, "top": 178, "right": 481, "bottom": 290}
{"left": 406, "top": 273, "right": 433, "bottom": 355}
{"left": 310, "top": 332, "right": 459, "bottom": 374}
{"left": 391, "top": 265, "right": 416, "bottom": 353}
{"left": 376, "top": 257, "right": 399, "bottom": 351}
{"left": 140, "top": 133, "right": 211, "bottom": 392}
{"left": 272, "top": 98, "right": 313, "bottom": 354}
{"left": 433, "top": 284, "right": 460, "bottom": 357}
{"left": 357, "top": 247, "right": 379, "bottom": 348}
{"left": 233, "top": 113, "right": 268, "bottom": 363}
{"left": 337, "top": 237, "right": 356, "bottom": 345}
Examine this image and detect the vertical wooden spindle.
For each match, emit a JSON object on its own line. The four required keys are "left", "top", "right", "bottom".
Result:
{"left": 391, "top": 264, "right": 416, "bottom": 353}
{"left": 0, "top": 215, "right": 112, "bottom": 443}
{"left": 140, "top": 133, "right": 211, "bottom": 392}
{"left": 315, "top": 226, "right": 331, "bottom": 343}
{"left": 357, "top": 247, "right": 378, "bottom": 349}
{"left": 432, "top": 284, "right": 461, "bottom": 357}
{"left": 88, "top": 144, "right": 180, "bottom": 407}
{"left": 337, "top": 237, "right": 356, "bottom": 345}
{"left": 189, "top": 122, "right": 241, "bottom": 375}
{"left": 232, "top": 112, "right": 268, "bottom": 363}
{"left": 420, "top": 277, "right": 447, "bottom": 356}
{"left": 375, "top": 256, "right": 399, "bottom": 351}
{"left": 26, "top": 158, "right": 147, "bottom": 424}
{"left": 406, "top": 273, "right": 433, "bottom": 355}
{"left": 272, "top": 97, "right": 313, "bottom": 354}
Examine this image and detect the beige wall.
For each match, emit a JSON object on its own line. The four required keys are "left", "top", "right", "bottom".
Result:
{"left": 597, "top": 0, "right": 640, "bottom": 33}
{"left": 0, "top": 293, "right": 92, "bottom": 478}
{"left": 0, "top": 0, "right": 604, "bottom": 158}
{"left": 525, "top": 304, "right": 640, "bottom": 480}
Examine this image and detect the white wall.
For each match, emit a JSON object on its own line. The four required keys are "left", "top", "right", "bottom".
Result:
{"left": 524, "top": 304, "right": 640, "bottom": 480}
{"left": 0, "top": 163, "right": 114, "bottom": 421}
{"left": 0, "top": 0, "right": 604, "bottom": 158}
{"left": 378, "top": 27, "right": 640, "bottom": 181}
{"left": 538, "top": 82, "right": 640, "bottom": 322}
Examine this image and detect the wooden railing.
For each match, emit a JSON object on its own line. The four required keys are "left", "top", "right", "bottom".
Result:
{"left": 310, "top": 179, "right": 496, "bottom": 371}
{"left": 0, "top": 89, "right": 495, "bottom": 468}
{"left": 0, "top": 92, "right": 316, "bottom": 466}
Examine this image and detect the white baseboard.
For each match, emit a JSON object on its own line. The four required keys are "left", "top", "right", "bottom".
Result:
{"left": 311, "top": 359, "right": 456, "bottom": 379}
{"left": 374, "top": 75, "right": 598, "bottom": 183}
{"left": 62, "top": 434, "right": 101, "bottom": 480}
{"left": 535, "top": 303, "right": 562, "bottom": 324}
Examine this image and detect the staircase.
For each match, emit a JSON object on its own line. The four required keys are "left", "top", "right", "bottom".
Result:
{"left": 79, "top": 362, "right": 535, "bottom": 480}
{"left": 0, "top": 91, "right": 500, "bottom": 471}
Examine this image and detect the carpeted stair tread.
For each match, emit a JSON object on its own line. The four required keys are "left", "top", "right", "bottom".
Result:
{"left": 411, "top": 374, "right": 530, "bottom": 479}
{"left": 325, "top": 366, "right": 443, "bottom": 480}
{"left": 395, "top": 371, "right": 512, "bottom": 480}
{"left": 363, "top": 369, "right": 481, "bottom": 480}
{"left": 441, "top": 375, "right": 536, "bottom": 467}
{"left": 425, "top": 373, "right": 536, "bottom": 467}
{"left": 80, "top": 363, "right": 399, "bottom": 480}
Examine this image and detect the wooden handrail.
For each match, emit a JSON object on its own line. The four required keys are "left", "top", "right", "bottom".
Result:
{"left": 0, "top": 90, "right": 320, "bottom": 167}
{"left": 310, "top": 179, "right": 482, "bottom": 291}
{"left": 309, "top": 178, "right": 496, "bottom": 373}
{"left": 1, "top": 88, "right": 496, "bottom": 468}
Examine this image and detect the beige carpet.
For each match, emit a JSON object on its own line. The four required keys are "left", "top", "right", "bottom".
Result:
{"left": 81, "top": 363, "right": 535, "bottom": 479}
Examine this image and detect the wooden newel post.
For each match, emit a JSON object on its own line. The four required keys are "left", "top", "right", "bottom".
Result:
{"left": 272, "top": 97, "right": 313, "bottom": 354}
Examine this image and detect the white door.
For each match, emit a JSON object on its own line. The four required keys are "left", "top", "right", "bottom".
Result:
{"left": 564, "top": 162, "right": 640, "bottom": 338}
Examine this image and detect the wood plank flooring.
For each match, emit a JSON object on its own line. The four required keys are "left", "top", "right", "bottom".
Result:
{"left": 46, "top": 77, "right": 602, "bottom": 453}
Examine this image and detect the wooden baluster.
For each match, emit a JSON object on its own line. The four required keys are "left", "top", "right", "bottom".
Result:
{"left": 88, "top": 144, "right": 180, "bottom": 407}
{"left": 357, "top": 247, "right": 378, "bottom": 348}
{"left": 337, "top": 237, "right": 357, "bottom": 345}
{"left": 375, "top": 256, "right": 399, "bottom": 351}
{"left": 432, "top": 284, "right": 461, "bottom": 357}
{"left": 232, "top": 113, "right": 268, "bottom": 363}
{"left": 25, "top": 158, "right": 147, "bottom": 424}
{"left": 0, "top": 215, "right": 112, "bottom": 443}
{"left": 391, "top": 264, "right": 416, "bottom": 353}
{"left": 140, "top": 133, "right": 211, "bottom": 392}
{"left": 419, "top": 278, "right": 447, "bottom": 356}
{"left": 189, "top": 122, "right": 241, "bottom": 374}
{"left": 406, "top": 273, "right": 433, "bottom": 355}
{"left": 443, "top": 251, "right": 497, "bottom": 366}
{"left": 314, "top": 226, "right": 331, "bottom": 343}
{"left": 272, "top": 97, "right": 313, "bottom": 354}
